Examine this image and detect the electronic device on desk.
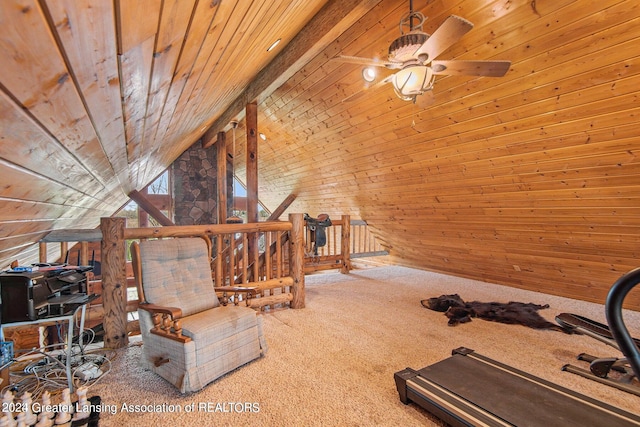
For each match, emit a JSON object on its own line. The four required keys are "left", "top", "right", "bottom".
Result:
{"left": 38, "top": 264, "right": 91, "bottom": 295}
{"left": 0, "top": 265, "right": 95, "bottom": 324}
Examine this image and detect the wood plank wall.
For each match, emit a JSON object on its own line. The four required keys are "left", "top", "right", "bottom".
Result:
{"left": 232, "top": 0, "right": 640, "bottom": 309}
{"left": 1, "top": 0, "right": 639, "bottom": 311}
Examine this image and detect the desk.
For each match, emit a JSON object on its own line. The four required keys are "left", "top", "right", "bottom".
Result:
{"left": 0, "top": 301, "right": 92, "bottom": 392}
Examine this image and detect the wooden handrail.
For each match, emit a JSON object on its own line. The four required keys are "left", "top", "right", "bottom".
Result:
{"left": 303, "top": 214, "right": 352, "bottom": 274}
{"left": 37, "top": 213, "right": 389, "bottom": 350}
{"left": 99, "top": 214, "right": 304, "bottom": 349}
{"left": 122, "top": 221, "right": 292, "bottom": 239}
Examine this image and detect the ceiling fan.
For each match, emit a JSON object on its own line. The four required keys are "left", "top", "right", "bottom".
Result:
{"left": 335, "top": 1, "right": 511, "bottom": 106}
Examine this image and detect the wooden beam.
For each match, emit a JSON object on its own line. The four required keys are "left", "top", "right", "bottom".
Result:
{"left": 246, "top": 102, "right": 259, "bottom": 223}
{"left": 201, "top": 124, "right": 218, "bottom": 150}
{"left": 123, "top": 221, "right": 292, "bottom": 239}
{"left": 80, "top": 241, "right": 89, "bottom": 266}
{"left": 128, "top": 189, "right": 175, "bottom": 226}
{"left": 289, "top": 213, "right": 305, "bottom": 309}
{"left": 206, "top": 0, "right": 383, "bottom": 135}
{"left": 100, "top": 217, "right": 128, "bottom": 349}
{"left": 340, "top": 214, "right": 351, "bottom": 274}
{"left": 267, "top": 193, "right": 297, "bottom": 221}
{"left": 216, "top": 130, "right": 227, "bottom": 223}
{"left": 246, "top": 102, "right": 259, "bottom": 270}
{"left": 39, "top": 242, "right": 47, "bottom": 263}
{"left": 40, "top": 229, "right": 103, "bottom": 242}
{"left": 60, "top": 242, "right": 68, "bottom": 262}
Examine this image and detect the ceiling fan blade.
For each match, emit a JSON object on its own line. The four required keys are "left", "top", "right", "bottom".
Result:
{"left": 431, "top": 60, "right": 511, "bottom": 77}
{"left": 413, "top": 15, "right": 474, "bottom": 61}
{"left": 342, "top": 75, "right": 392, "bottom": 103}
{"left": 334, "top": 55, "right": 401, "bottom": 69}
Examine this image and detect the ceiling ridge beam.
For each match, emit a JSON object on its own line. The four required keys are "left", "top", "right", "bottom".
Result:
{"left": 202, "top": 0, "right": 383, "bottom": 146}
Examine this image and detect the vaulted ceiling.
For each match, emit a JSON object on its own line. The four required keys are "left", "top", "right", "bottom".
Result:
{"left": 1, "top": 0, "right": 639, "bottom": 307}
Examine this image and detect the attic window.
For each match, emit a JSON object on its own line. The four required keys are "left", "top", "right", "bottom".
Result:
{"left": 117, "top": 170, "right": 172, "bottom": 228}
{"left": 148, "top": 171, "right": 169, "bottom": 194}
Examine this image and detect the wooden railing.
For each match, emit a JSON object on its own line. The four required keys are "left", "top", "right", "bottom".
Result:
{"left": 36, "top": 213, "right": 390, "bottom": 349}
{"left": 209, "top": 225, "right": 295, "bottom": 310}
{"left": 95, "top": 214, "right": 305, "bottom": 348}
{"left": 350, "top": 220, "right": 389, "bottom": 259}
{"left": 304, "top": 215, "right": 351, "bottom": 274}
{"left": 303, "top": 216, "right": 389, "bottom": 273}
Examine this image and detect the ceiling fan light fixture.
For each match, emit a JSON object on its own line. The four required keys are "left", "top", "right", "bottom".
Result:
{"left": 392, "top": 65, "right": 434, "bottom": 101}
{"left": 362, "top": 67, "right": 376, "bottom": 82}
{"left": 389, "top": 32, "right": 428, "bottom": 62}
{"left": 334, "top": 7, "right": 510, "bottom": 106}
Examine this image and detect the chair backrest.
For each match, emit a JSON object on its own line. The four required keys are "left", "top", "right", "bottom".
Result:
{"left": 133, "top": 237, "right": 220, "bottom": 317}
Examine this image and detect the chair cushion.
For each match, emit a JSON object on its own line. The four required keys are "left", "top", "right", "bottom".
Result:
{"left": 180, "top": 305, "right": 257, "bottom": 343}
{"left": 140, "top": 238, "right": 220, "bottom": 316}
{"left": 181, "top": 306, "right": 261, "bottom": 368}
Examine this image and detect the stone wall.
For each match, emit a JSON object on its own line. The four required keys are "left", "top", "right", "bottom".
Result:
{"left": 172, "top": 140, "right": 235, "bottom": 225}
{"left": 172, "top": 141, "right": 219, "bottom": 225}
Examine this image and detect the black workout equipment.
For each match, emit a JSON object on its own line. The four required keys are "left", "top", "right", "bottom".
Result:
{"left": 556, "top": 267, "right": 640, "bottom": 397}
{"left": 606, "top": 267, "right": 640, "bottom": 379}
{"left": 395, "top": 267, "right": 640, "bottom": 426}
{"left": 556, "top": 312, "right": 640, "bottom": 395}
{"left": 395, "top": 347, "right": 640, "bottom": 427}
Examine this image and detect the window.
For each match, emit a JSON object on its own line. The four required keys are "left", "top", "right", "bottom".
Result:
{"left": 115, "top": 170, "right": 172, "bottom": 228}
{"left": 148, "top": 171, "right": 169, "bottom": 194}
{"left": 232, "top": 177, "right": 270, "bottom": 221}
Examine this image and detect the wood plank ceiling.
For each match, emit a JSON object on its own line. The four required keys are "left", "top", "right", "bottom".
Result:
{"left": 1, "top": 0, "right": 639, "bottom": 308}
{"left": 0, "top": 0, "right": 329, "bottom": 262}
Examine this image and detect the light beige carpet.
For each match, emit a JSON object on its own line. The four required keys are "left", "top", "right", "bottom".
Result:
{"left": 89, "top": 265, "right": 640, "bottom": 426}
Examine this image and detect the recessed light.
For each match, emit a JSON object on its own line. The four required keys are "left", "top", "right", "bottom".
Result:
{"left": 362, "top": 67, "right": 376, "bottom": 82}
{"left": 267, "top": 39, "right": 281, "bottom": 52}
{"left": 259, "top": 133, "right": 266, "bottom": 141}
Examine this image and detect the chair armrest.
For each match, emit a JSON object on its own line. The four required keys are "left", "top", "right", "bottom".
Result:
{"left": 139, "top": 302, "right": 190, "bottom": 343}
{"left": 214, "top": 286, "right": 257, "bottom": 307}
{"left": 139, "top": 303, "right": 183, "bottom": 318}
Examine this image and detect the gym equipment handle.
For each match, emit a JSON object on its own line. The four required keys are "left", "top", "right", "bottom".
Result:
{"left": 605, "top": 267, "right": 640, "bottom": 380}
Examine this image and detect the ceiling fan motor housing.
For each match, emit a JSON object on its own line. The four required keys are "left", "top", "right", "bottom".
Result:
{"left": 388, "top": 32, "right": 428, "bottom": 63}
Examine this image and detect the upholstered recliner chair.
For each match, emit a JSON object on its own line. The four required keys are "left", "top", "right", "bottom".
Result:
{"left": 130, "top": 237, "right": 267, "bottom": 393}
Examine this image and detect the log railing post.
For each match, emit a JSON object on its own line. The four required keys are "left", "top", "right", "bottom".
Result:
{"left": 289, "top": 213, "right": 305, "bottom": 308}
{"left": 246, "top": 102, "right": 259, "bottom": 276}
{"left": 80, "top": 241, "right": 89, "bottom": 266}
{"left": 100, "top": 217, "right": 129, "bottom": 348}
{"left": 59, "top": 242, "right": 68, "bottom": 262}
{"left": 341, "top": 215, "right": 351, "bottom": 274}
{"left": 215, "top": 130, "right": 227, "bottom": 224}
{"left": 39, "top": 242, "right": 47, "bottom": 263}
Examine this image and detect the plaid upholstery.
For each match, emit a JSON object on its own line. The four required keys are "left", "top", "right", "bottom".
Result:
{"left": 139, "top": 238, "right": 219, "bottom": 316}
{"left": 138, "top": 309, "right": 265, "bottom": 393}
{"left": 135, "top": 237, "right": 266, "bottom": 393}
